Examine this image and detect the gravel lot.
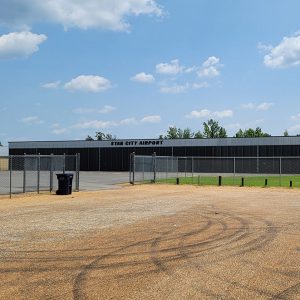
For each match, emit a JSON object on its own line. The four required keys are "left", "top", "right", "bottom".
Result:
{"left": 0, "top": 185, "right": 299, "bottom": 299}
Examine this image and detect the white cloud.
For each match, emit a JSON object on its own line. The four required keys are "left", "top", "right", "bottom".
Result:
{"left": 290, "top": 113, "right": 300, "bottom": 121}
{"left": 21, "top": 116, "right": 44, "bottom": 125}
{"left": 72, "top": 117, "right": 137, "bottom": 129}
{"left": 64, "top": 75, "right": 112, "bottom": 92}
{"left": 242, "top": 103, "right": 255, "bottom": 109}
{"left": 131, "top": 72, "right": 155, "bottom": 83}
{"left": 257, "top": 42, "right": 273, "bottom": 53}
{"left": 192, "top": 82, "right": 209, "bottom": 89}
{"left": 0, "top": 0, "right": 163, "bottom": 31}
{"left": 185, "top": 109, "right": 233, "bottom": 119}
{"left": 256, "top": 102, "right": 274, "bottom": 111}
{"left": 160, "top": 83, "right": 189, "bottom": 94}
{"left": 185, "top": 109, "right": 211, "bottom": 119}
{"left": 71, "top": 114, "right": 162, "bottom": 130}
{"left": 156, "top": 59, "right": 184, "bottom": 75}
{"left": 99, "top": 105, "right": 117, "bottom": 114}
{"left": 42, "top": 81, "right": 61, "bottom": 89}
{"left": 51, "top": 128, "right": 68, "bottom": 135}
{"left": 141, "top": 115, "right": 161, "bottom": 123}
{"left": 73, "top": 105, "right": 116, "bottom": 114}
{"left": 197, "top": 56, "right": 221, "bottom": 78}
{"left": 263, "top": 32, "right": 300, "bottom": 68}
{"left": 73, "top": 120, "right": 116, "bottom": 130}
{"left": 0, "top": 31, "right": 47, "bottom": 59}
{"left": 119, "top": 118, "right": 138, "bottom": 125}
{"left": 214, "top": 110, "right": 233, "bottom": 118}
{"left": 288, "top": 124, "right": 300, "bottom": 134}
{"left": 242, "top": 102, "right": 274, "bottom": 111}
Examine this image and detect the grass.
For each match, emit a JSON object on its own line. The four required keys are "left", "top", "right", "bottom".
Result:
{"left": 156, "top": 175, "right": 300, "bottom": 188}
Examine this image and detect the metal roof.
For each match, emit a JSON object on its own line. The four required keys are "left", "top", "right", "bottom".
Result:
{"left": 8, "top": 136, "right": 300, "bottom": 149}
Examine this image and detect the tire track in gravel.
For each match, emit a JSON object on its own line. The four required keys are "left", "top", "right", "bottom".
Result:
{"left": 177, "top": 210, "right": 278, "bottom": 298}
{"left": 272, "top": 282, "right": 300, "bottom": 299}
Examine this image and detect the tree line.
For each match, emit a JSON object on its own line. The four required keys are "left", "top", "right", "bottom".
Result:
{"left": 85, "top": 119, "right": 292, "bottom": 141}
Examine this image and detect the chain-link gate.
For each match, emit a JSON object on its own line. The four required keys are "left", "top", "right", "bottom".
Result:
{"left": 0, "top": 154, "right": 80, "bottom": 198}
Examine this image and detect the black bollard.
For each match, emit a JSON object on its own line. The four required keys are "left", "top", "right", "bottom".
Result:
{"left": 176, "top": 177, "right": 179, "bottom": 185}
{"left": 218, "top": 176, "right": 222, "bottom": 186}
{"left": 241, "top": 177, "right": 244, "bottom": 187}
{"left": 265, "top": 179, "right": 268, "bottom": 186}
{"left": 290, "top": 180, "right": 293, "bottom": 188}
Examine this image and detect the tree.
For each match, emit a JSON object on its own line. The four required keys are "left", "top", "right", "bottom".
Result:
{"left": 95, "top": 131, "right": 106, "bottom": 140}
{"left": 85, "top": 135, "right": 94, "bottom": 141}
{"left": 203, "top": 119, "right": 227, "bottom": 138}
{"left": 166, "top": 126, "right": 179, "bottom": 139}
{"left": 86, "top": 132, "right": 117, "bottom": 141}
{"left": 194, "top": 131, "right": 203, "bottom": 139}
{"left": 235, "top": 127, "right": 270, "bottom": 138}
{"left": 283, "top": 130, "right": 289, "bottom": 136}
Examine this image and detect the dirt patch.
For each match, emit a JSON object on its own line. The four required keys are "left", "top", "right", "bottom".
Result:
{"left": 0, "top": 185, "right": 299, "bottom": 299}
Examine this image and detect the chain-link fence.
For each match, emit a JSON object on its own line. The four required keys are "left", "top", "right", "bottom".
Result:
{"left": 0, "top": 154, "right": 80, "bottom": 198}
{"left": 130, "top": 153, "right": 300, "bottom": 187}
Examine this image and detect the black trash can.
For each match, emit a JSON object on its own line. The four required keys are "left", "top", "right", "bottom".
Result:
{"left": 56, "top": 174, "right": 73, "bottom": 195}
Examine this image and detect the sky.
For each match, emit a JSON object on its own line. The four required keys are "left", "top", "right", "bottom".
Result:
{"left": 1, "top": 0, "right": 300, "bottom": 145}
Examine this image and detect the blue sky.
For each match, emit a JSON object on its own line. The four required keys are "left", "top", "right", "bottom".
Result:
{"left": 1, "top": 0, "right": 300, "bottom": 145}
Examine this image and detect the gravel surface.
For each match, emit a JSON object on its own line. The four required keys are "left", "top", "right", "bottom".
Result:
{"left": 0, "top": 185, "right": 299, "bottom": 299}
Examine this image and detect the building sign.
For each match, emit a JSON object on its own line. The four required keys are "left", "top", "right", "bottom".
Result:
{"left": 111, "top": 140, "right": 164, "bottom": 146}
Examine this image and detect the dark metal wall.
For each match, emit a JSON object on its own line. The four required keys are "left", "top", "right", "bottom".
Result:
{"left": 9, "top": 144, "right": 300, "bottom": 171}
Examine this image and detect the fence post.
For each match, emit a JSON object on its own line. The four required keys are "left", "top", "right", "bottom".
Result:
{"left": 63, "top": 153, "right": 66, "bottom": 174}
{"left": 192, "top": 157, "right": 194, "bottom": 184}
{"left": 129, "top": 152, "right": 135, "bottom": 185}
{"left": 23, "top": 153, "right": 26, "bottom": 193}
{"left": 50, "top": 153, "right": 53, "bottom": 193}
{"left": 233, "top": 157, "right": 236, "bottom": 186}
{"left": 279, "top": 157, "right": 282, "bottom": 187}
{"left": 76, "top": 153, "right": 80, "bottom": 191}
{"left": 9, "top": 155, "right": 12, "bottom": 199}
{"left": 152, "top": 152, "right": 156, "bottom": 183}
{"left": 37, "top": 154, "right": 40, "bottom": 194}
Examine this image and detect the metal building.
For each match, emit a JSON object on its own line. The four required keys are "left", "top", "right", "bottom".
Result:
{"left": 8, "top": 136, "right": 300, "bottom": 171}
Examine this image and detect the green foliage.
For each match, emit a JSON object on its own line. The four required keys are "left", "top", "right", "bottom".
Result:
{"left": 235, "top": 127, "right": 270, "bottom": 138}
{"left": 203, "top": 119, "right": 227, "bottom": 138}
{"left": 194, "top": 131, "right": 203, "bottom": 139}
{"left": 283, "top": 130, "right": 289, "bottom": 136}
{"left": 86, "top": 132, "right": 116, "bottom": 141}
{"left": 162, "top": 119, "right": 226, "bottom": 139}
{"left": 85, "top": 135, "right": 94, "bottom": 141}
{"left": 166, "top": 126, "right": 179, "bottom": 139}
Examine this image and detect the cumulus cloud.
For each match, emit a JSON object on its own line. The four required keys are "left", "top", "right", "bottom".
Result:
{"left": 160, "top": 83, "right": 189, "bottom": 94}
{"left": 73, "top": 120, "right": 116, "bottom": 129}
{"left": 185, "top": 109, "right": 233, "bottom": 119}
{"left": 197, "top": 56, "right": 221, "bottom": 78}
{"left": 288, "top": 124, "right": 300, "bottom": 134}
{"left": 41, "top": 81, "right": 61, "bottom": 89}
{"left": 0, "top": 31, "right": 47, "bottom": 59}
{"left": 141, "top": 115, "right": 161, "bottom": 123}
{"left": 119, "top": 118, "right": 138, "bottom": 125}
{"left": 263, "top": 32, "right": 300, "bottom": 68}
{"left": 242, "top": 102, "right": 274, "bottom": 111}
{"left": 21, "top": 116, "right": 44, "bottom": 125}
{"left": 0, "top": 0, "right": 162, "bottom": 31}
{"left": 72, "top": 115, "right": 160, "bottom": 129}
{"left": 64, "top": 75, "right": 112, "bottom": 92}
{"left": 290, "top": 113, "right": 300, "bottom": 121}
{"left": 51, "top": 128, "right": 68, "bottom": 135}
{"left": 156, "top": 59, "right": 184, "bottom": 75}
{"left": 74, "top": 105, "right": 116, "bottom": 114}
{"left": 99, "top": 105, "right": 117, "bottom": 114}
{"left": 131, "top": 72, "right": 155, "bottom": 83}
